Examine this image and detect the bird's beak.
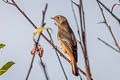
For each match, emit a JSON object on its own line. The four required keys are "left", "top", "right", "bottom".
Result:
{"left": 51, "top": 17, "right": 57, "bottom": 25}
{"left": 51, "top": 17, "right": 54, "bottom": 20}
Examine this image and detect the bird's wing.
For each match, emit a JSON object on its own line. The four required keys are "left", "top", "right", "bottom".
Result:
{"left": 59, "top": 31, "right": 78, "bottom": 62}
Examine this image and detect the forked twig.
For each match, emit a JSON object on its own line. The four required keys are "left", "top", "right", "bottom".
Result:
{"left": 96, "top": 0, "right": 120, "bottom": 23}
{"left": 70, "top": 0, "right": 82, "bottom": 42}
{"left": 97, "top": 1, "right": 120, "bottom": 53}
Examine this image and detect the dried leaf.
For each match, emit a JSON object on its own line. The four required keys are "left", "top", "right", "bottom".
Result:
{"left": 31, "top": 47, "right": 36, "bottom": 55}
{"left": 34, "top": 27, "right": 52, "bottom": 36}
{"left": 39, "top": 46, "right": 44, "bottom": 57}
{"left": 0, "top": 61, "right": 15, "bottom": 76}
{"left": 31, "top": 44, "right": 37, "bottom": 55}
{"left": 0, "top": 44, "right": 6, "bottom": 49}
{"left": 34, "top": 27, "right": 45, "bottom": 36}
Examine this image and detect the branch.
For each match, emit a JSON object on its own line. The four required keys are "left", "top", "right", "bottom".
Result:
{"left": 26, "top": 53, "right": 36, "bottom": 80}
{"left": 37, "top": 3, "right": 48, "bottom": 42}
{"left": 70, "top": 0, "right": 82, "bottom": 42}
{"left": 96, "top": 0, "right": 120, "bottom": 23}
{"left": 30, "top": 3, "right": 49, "bottom": 80}
{"left": 3, "top": 0, "right": 37, "bottom": 29}
{"left": 72, "top": 0, "right": 93, "bottom": 80}
{"left": 38, "top": 53, "right": 49, "bottom": 80}
{"left": 72, "top": 0, "right": 84, "bottom": 52}
{"left": 3, "top": 0, "right": 15, "bottom": 5}
{"left": 97, "top": 1, "right": 120, "bottom": 53}
{"left": 98, "top": 37, "right": 120, "bottom": 53}
{"left": 41, "top": 3, "right": 48, "bottom": 27}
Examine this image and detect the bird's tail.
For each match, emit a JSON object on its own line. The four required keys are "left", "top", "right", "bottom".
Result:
{"left": 70, "top": 55, "right": 79, "bottom": 76}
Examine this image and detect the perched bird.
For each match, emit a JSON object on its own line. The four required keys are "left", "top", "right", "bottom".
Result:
{"left": 52, "top": 15, "right": 79, "bottom": 76}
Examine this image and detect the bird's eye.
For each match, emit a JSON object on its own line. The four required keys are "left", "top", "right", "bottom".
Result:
{"left": 57, "top": 17, "right": 59, "bottom": 19}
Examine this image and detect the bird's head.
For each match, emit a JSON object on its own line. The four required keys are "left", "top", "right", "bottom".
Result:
{"left": 51, "top": 15, "right": 67, "bottom": 25}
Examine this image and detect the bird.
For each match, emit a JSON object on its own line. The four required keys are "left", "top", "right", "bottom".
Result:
{"left": 52, "top": 15, "right": 79, "bottom": 76}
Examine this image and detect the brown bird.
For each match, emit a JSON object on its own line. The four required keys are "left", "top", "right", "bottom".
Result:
{"left": 52, "top": 15, "right": 79, "bottom": 76}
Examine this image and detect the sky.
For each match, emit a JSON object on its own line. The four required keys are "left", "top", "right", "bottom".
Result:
{"left": 0, "top": 0, "right": 120, "bottom": 80}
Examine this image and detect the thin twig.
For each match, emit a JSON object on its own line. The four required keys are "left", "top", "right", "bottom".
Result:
{"left": 38, "top": 54, "right": 49, "bottom": 80}
{"left": 73, "top": 0, "right": 92, "bottom": 80}
{"left": 47, "top": 29, "right": 68, "bottom": 80}
{"left": 3, "top": 0, "right": 15, "bottom": 5}
{"left": 98, "top": 37, "right": 120, "bottom": 53}
{"left": 72, "top": 0, "right": 93, "bottom": 80}
{"left": 96, "top": 0, "right": 120, "bottom": 22}
{"left": 70, "top": 0, "right": 82, "bottom": 41}
{"left": 97, "top": 1, "right": 120, "bottom": 52}
{"left": 41, "top": 4, "right": 48, "bottom": 27}
{"left": 11, "top": 0, "right": 37, "bottom": 29}
{"left": 72, "top": 0, "right": 84, "bottom": 54}
{"left": 72, "top": 0, "right": 85, "bottom": 51}
{"left": 72, "top": 1, "right": 84, "bottom": 55}
{"left": 26, "top": 54, "right": 36, "bottom": 80}
{"left": 37, "top": 3, "right": 48, "bottom": 42}
{"left": 32, "top": 3, "right": 49, "bottom": 80}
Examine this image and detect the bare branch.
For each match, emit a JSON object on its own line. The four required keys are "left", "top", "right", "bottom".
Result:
{"left": 70, "top": 0, "right": 82, "bottom": 41}
{"left": 96, "top": 0, "right": 120, "bottom": 23}
{"left": 26, "top": 54, "right": 36, "bottom": 80}
{"left": 39, "top": 54, "right": 49, "bottom": 80}
{"left": 97, "top": 1, "right": 120, "bottom": 52}
{"left": 3, "top": 0, "right": 37, "bottom": 29}
{"left": 72, "top": 0, "right": 93, "bottom": 80}
{"left": 98, "top": 37, "right": 120, "bottom": 53}
{"left": 2, "top": 0, "right": 15, "bottom": 5}
{"left": 41, "top": 3, "right": 48, "bottom": 27}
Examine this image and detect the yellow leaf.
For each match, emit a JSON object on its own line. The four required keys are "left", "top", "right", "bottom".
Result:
{"left": 0, "top": 70, "right": 6, "bottom": 72}
{"left": 34, "top": 27, "right": 52, "bottom": 36}
{"left": 34, "top": 27, "right": 45, "bottom": 36}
